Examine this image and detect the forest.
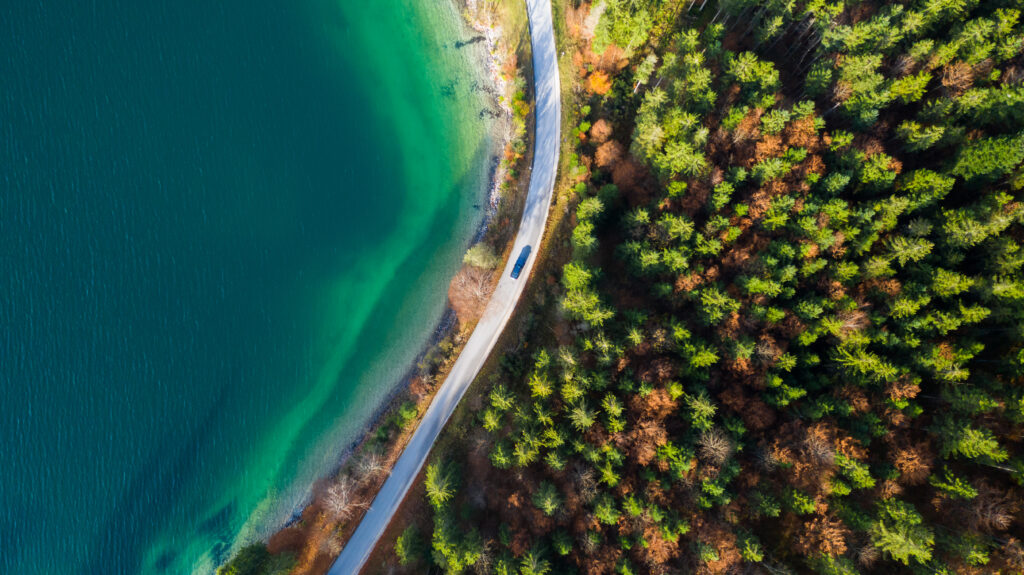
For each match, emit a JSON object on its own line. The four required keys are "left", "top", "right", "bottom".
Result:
{"left": 398, "top": 0, "right": 1024, "bottom": 573}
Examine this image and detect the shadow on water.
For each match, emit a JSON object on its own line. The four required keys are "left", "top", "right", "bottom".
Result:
{"left": 455, "top": 35, "right": 485, "bottom": 48}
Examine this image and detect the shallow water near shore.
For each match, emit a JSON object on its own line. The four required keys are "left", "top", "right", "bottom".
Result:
{"left": 0, "top": 0, "right": 495, "bottom": 572}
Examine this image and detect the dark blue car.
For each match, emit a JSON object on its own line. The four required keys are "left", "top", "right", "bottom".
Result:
{"left": 510, "top": 245, "right": 532, "bottom": 279}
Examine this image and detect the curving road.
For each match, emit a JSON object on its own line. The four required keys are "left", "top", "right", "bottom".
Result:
{"left": 327, "top": 0, "right": 560, "bottom": 572}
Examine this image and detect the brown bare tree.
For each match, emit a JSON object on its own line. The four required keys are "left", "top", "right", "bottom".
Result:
{"left": 449, "top": 265, "right": 495, "bottom": 324}
{"left": 356, "top": 452, "right": 386, "bottom": 481}
{"left": 699, "top": 429, "right": 734, "bottom": 466}
{"left": 590, "top": 119, "right": 613, "bottom": 143}
{"left": 323, "top": 477, "right": 366, "bottom": 521}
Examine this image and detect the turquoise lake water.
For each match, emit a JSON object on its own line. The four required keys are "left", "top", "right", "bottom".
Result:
{"left": 0, "top": 0, "right": 495, "bottom": 572}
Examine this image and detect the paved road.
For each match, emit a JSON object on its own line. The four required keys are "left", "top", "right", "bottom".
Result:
{"left": 327, "top": 0, "right": 560, "bottom": 573}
